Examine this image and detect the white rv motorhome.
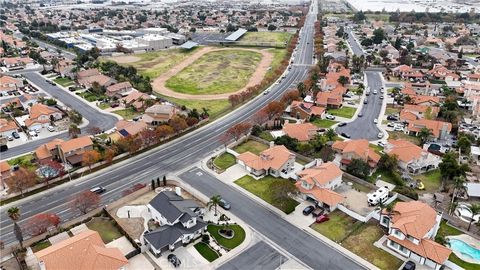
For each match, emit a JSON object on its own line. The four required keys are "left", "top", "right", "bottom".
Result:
{"left": 367, "top": 186, "right": 389, "bottom": 206}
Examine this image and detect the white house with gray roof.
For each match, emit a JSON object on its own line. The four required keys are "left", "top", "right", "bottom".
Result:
{"left": 143, "top": 190, "right": 207, "bottom": 257}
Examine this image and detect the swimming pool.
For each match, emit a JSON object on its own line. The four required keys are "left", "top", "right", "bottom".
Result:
{"left": 449, "top": 239, "right": 480, "bottom": 262}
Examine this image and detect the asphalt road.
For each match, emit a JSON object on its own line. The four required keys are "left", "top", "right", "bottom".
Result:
{"left": 13, "top": 32, "right": 76, "bottom": 60}
{"left": 217, "top": 241, "right": 286, "bottom": 270}
{"left": 181, "top": 168, "right": 362, "bottom": 270}
{"left": 336, "top": 71, "right": 383, "bottom": 140}
{"left": 346, "top": 28, "right": 364, "bottom": 56}
{"left": 1, "top": 72, "right": 118, "bottom": 159}
{"left": 0, "top": 3, "right": 315, "bottom": 245}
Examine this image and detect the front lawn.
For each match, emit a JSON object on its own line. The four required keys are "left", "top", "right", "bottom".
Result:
{"left": 387, "top": 131, "right": 421, "bottom": 146}
{"left": 449, "top": 253, "right": 480, "bottom": 270}
{"left": 234, "top": 175, "right": 299, "bottom": 214}
{"left": 213, "top": 153, "right": 236, "bottom": 170}
{"left": 311, "top": 119, "right": 337, "bottom": 128}
{"left": 76, "top": 91, "right": 106, "bottom": 102}
{"left": 258, "top": 131, "right": 274, "bottom": 141}
{"left": 194, "top": 242, "right": 220, "bottom": 262}
{"left": 369, "top": 143, "right": 384, "bottom": 155}
{"left": 86, "top": 217, "right": 123, "bottom": 243}
{"left": 113, "top": 108, "right": 141, "bottom": 120}
{"left": 207, "top": 224, "right": 246, "bottom": 250}
{"left": 385, "top": 107, "right": 400, "bottom": 115}
{"left": 310, "top": 211, "right": 362, "bottom": 242}
{"left": 233, "top": 140, "right": 268, "bottom": 155}
{"left": 416, "top": 170, "right": 441, "bottom": 193}
{"left": 342, "top": 223, "right": 403, "bottom": 270}
{"left": 327, "top": 107, "right": 356, "bottom": 119}
{"left": 53, "top": 77, "right": 74, "bottom": 87}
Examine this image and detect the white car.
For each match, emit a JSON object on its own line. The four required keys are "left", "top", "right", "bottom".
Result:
{"left": 394, "top": 125, "right": 404, "bottom": 131}
{"left": 7, "top": 135, "right": 14, "bottom": 141}
{"left": 28, "top": 130, "right": 38, "bottom": 137}
{"left": 378, "top": 141, "right": 386, "bottom": 147}
{"left": 387, "top": 122, "right": 394, "bottom": 127}
{"left": 377, "top": 132, "right": 383, "bottom": 139}
{"left": 373, "top": 90, "right": 377, "bottom": 95}
{"left": 325, "top": 115, "right": 336, "bottom": 120}
{"left": 373, "top": 119, "right": 378, "bottom": 124}
{"left": 47, "top": 125, "right": 55, "bottom": 132}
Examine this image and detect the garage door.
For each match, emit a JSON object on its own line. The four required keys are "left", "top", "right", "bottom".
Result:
{"left": 410, "top": 252, "right": 422, "bottom": 263}
{"left": 425, "top": 259, "right": 437, "bottom": 269}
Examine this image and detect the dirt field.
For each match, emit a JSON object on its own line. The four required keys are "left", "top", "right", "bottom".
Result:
{"left": 152, "top": 47, "right": 273, "bottom": 100}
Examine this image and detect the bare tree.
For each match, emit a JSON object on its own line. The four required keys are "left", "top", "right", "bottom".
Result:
{"left": 70, "top": 190, "right": 101, "bottom": 214}
{"left": 5, "top": 168, "right": 37, "bottom": 196}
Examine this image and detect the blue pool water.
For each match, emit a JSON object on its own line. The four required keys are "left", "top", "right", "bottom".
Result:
{"left": 449, "top": 239, "right": 480, "bottom": 261}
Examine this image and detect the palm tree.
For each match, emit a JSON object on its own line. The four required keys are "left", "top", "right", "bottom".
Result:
{"left": 468, "top": 204, "right": 480, "bottom": 231}
{"left": 7, "top": 207, "right": 23, "bottom": 248}
{"left": 207, "top": 195, "right": 222, "bottom": 216}
{"left": 417, "top": 127, "right": 432, "bottom": 144}
{"left": 325, "top": 129, "right": 336, "bottom": 141}
{"left": 449, "top": 176, "right": 466, "bottom": 214}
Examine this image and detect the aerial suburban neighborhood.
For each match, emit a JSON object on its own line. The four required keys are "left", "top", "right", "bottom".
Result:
{"left": 0, "top": 0, "right": 480, "bottom": 269}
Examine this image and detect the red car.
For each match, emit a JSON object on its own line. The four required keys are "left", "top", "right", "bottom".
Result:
{"left": 315, "top": 214, "right": 330, "bottom": 223}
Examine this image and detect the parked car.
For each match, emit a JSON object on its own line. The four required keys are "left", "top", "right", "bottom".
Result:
{"left": 90, "top": 186, "right": 106, "bottom": 194}
{"left": 34, "top": 128, "right": 40, "bottom": 133}
{"left": 373, "top": 90, "right": 377, "bottom": 95}
{"left": 347, "top": 101, "right": 355, "bottom": 105}
{"left": 325, "top": 115, "right": 336, "bottom": 120}
{"left": 402, "top": 261, "right": 416, "bottom": 270}
{"left": 315, "top": 214, "right": 330, "bottom": 223}
{"left": 387, "top": 122, "right": 394, "bottom": 127}
{"left": 219, "top": 198, "right": 231, "bottom": 210}
{"left": 341, "top": 132, "right": 351, "bottom": 138}
{"left": 12, "top": 132, "right": 20, "bottom": 139}
{"left": 28, "top": 130, "right": 37, "bottom": 137}
{"left": 377, "top": 141, "right": 386, "bottom": 147}
{"left": 377, "top": 132, "right": 383, "bottom": 139}
{"left": 394, "top": 125, "right": 404, "bottom": 132}
{"left": 379, "top": 96, "right": 384, "bottom": 100}
{"left": 364, "top": 99, "right": 368, "bottom": 104}
{"left": 373, "top": 119, "right": 378, "bottom": 124}
{"left": 387, "top": 115, "right": 398, "bottom": 121}
{"left": 168, "top": 254, "right": 181, "bottom": 268}
{"left": 68, "top": 87, "right": 76, "bottom": 92}
{"left": 312, "top": 207, "right": 325, "bottom": 217}
{"left": 7, "top": 135, "right": 13, "bottom": 141}
{"left": 358, "top": 112, "right": 363, "bottom": 117}
{"left": 47, "top": 125, "right": 55, "bottom": 132}
{"left": 302, "top": 205, "right": 315, "bottom": 215}
{"left": 263, "top": 89, "right": 270, "bottom": 95}
{"left": 338, "top": 122, "right": 347, "bottom": 127}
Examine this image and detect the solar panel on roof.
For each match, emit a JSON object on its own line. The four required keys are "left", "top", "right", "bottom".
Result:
{"left": 119, "top": 129, "right": 130, "bottom": 137}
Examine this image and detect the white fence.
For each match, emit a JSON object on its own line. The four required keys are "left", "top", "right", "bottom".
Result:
{"left": 445, "top": 260, "right": 465, "bottom": 270}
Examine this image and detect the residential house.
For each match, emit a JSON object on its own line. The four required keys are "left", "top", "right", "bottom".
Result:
{"left": 427, "top": 64, "right": 460, "bottom": 81}
{"left": 24, "top": 104, "right": 63, "bottom": 131}
{"left": 288, "top": 101, "right": 325, "bottom": 121}
{"left": 406, "top": 119, "right": 452, "bottom": 140}
{"left": 120, "top": 90, "right": 153, "bottom": 111}
{"left": 295, "top": 162, "right": 345, "bottom": 211}
{"left": 392, "top": 65, "right": 424, "bottom": 81}
{"left": 384, "top": 139, "right": 441, "bottom": 174}
{"left": 400, "top": 104, "right": 439, "bottom": 123}
{"left": 466, "top": 73, "right": 480, "bottom": 83}
{"left": 18, "top": 94, "right": 39, "bottom": 108}
{"left": 106, "top": 81, "right": 133, "bottom": 98}
{"left": 34, "top": 136, "right": 93, "bottom": 165}
{"left": 34, "top": 229, "right": 128, "bottom": 270}
{"left": 380, "top": 201, "right": 450, "bottom": 270}
{"left": 237, "top": 145, "right": 295, "bottom": 178}
{"left": 142, "top": 104, "right": 176, "bottom": 126}
{"left": 76, "top": 69, "right": 101, "bottom": 80}
{"left": 411, "top": 95, "right": 440, "bottom": 106}
{"left": 110, "top": 120, "right": 148, "bottom": 141}
{"left": 332, "top": 139, "right": 380, "bottom": 171}
{"left": 0, "top": 119, "right": 18, "bottom": 137}
{"left": 0, "top": 75, "right": 23, "bottom": 95}
{"left": 281, "top": 122, "right": 319, "bottom": 142}
{"left": 55, "top": 59, "right": 75, "bottom": 78}
{"left": 0, "top": 161, "right": 11, "bottom": 191}
{"left": 316, "top": 91, "right": 343, "bottom": 108}
{"left": 144, "top": 190, "right": 207, "bottom": 257}
{"left": 0, "top": 57, "right": 34, "bottom": 71}
{"left": 78, "top": 74, "right": 116, "bottom": 89}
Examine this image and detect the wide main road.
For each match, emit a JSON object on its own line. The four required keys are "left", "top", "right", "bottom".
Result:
{"left": 2, "top": 72, "right": 119, "bottom": 159}
{"left": 0, "top": 2, "right": 363, "bottom": 268}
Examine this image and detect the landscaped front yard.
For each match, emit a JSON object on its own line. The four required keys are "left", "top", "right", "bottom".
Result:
{"left": 31, "top": 240, "right": 51, "bottom": 252}
{"left": 207, "top": 224, "right": 246, "bottom": 250}
{"left": 311, "top": 118, "right": 337, "bottom": 128}
{"left": 86, "top": 217, "right": 123, "bottom": 243}
{"left": 327, "top": 107, "right": 356, "bottom": 119}
{"left": 416, "top": 170, "right": 441, "bottom": 193}
{"left": 113, "top": 108, "right": 141, "bottom": 120}
{"left": 385, "top": 107, "right": 400, "bottom": 115}
{"left": 194, "top": 242, "right": 220, "bottom": 262}
{"left": 53, "top": 77, "right": 74, "bottom": 87}
{"left": 234, "top": 175, "right": 299, "bottom": 214}
{"left": 213, "top": 153, "right": 236, "bottom": 170}
{"left": 387, "top": 131, "right": 421, "bottom": 146}
{"left": 233, "top": 140, "right": 268, "bottom": 155}
{"left": 7, "top": 154, "right": 36, "bottom": 170}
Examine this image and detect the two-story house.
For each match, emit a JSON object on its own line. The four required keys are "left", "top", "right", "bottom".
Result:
{"left": 141, "top": 104, "right": 177, "bottom": 126}
{"left": 0, "top": 119, "right": 18, "bottom": 137}
{"left": 295, "top": 162, "right": 345, "bottom": 211}
{"left": 281, "top": 122, "right": 319, "bottom": 142}
{"left": 0, "top": 75, "right": 23, "bottom": 96}
{"left": 237, "top": 145, "right": 296, "bottom": 179}
{"left": 380, "top": 201, "right": 451, "bottom": 270}
{"left": 24, "top": 104, "right": 63, "bottom": 131}
{"left": 384, "top": 139, "right": 441, "bottom": 174}
{"left": 332, "top": 139, "right": 380, "bottom": 172}
{"left": 406, "top": 119, "right": 452, "bottom": 140}
{"left": 106, "top": 81, "right": 133, "bottom": 98}
{"left": 288, "top": 101, "right": 325, "bottom": 121}
{"left": 34, "top": 136, "right": 93, "bottom": 165}
{"left": 400, "top": 104, "right": 440, "bottom": 123}
{"left": 144, "top": 190, "right": 207, "bottom": 257}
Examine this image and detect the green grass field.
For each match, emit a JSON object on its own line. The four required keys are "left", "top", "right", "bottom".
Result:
{"left": 234, "top": 175, "right": 299, "bottom": 214}
{"left": 7, "top": 154, "right": 36, "bottom": 169}
{"left": 240, "top": 32, "right": 292, "bottom": 45}
{"left": 166, "top": 50, "right": 262, "bottom": 95}
{"left": 207, "top": 224, "right": 246, "bottom": 250}
{"left": 194, "top": 242, "right": 220, "bottom": 262}
{"left": 86, "top": 217, "right": 123, "bottom": 243}
{"left": 53, "top": 77, "right": 74, "bottom": 87}
{"left": 416, "top": 170, "right": 441, "bottom": 193}
{"left": 311, "top": 119, "right": 337, "bottom": 128}
{"left": 328, "top": 107, "right": 356, "bottom": 119}
{"left": 311, "top": 211, "right": 361, "bottom": 242}
{"left": 213, "top": 153, "right": 236, "bottom": 170}
{"left": 157, "top": 94, "right": 230, "bottom": 120}
{"left": 113, "top": 108, "right": 141, "bottom": 120}
{"left": 265, "top": 48, "right": 287, "bottom": 77}
{"left": 233, "top": 140, "right": 268, "bottom": 155}
{"left": 107, "top": 49, "right": 196, "bottom": 79}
